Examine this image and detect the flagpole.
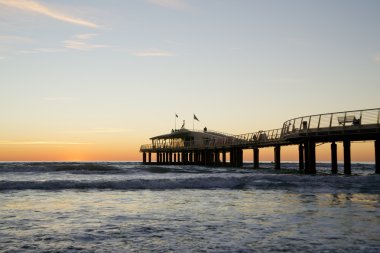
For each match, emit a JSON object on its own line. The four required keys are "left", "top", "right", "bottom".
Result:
{"left": 175, "top": 113, "right": 177, "bottom": 130}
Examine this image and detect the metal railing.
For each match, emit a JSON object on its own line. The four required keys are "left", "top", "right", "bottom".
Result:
{"left": 231, "top": 128, "right": 283, "bottom": 143}
{"left": 281, "top": 108, "right": 380, "bottom": 137}
{"left": 140, "top": 128, "right": 284, "bottom": 151}
{"left": 140, "top": 108, "right": 380, "bottom": 152}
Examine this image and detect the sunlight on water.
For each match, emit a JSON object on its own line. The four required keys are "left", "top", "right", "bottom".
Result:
{"left": 1, "top": 190, "right": 380, "bottom": 252}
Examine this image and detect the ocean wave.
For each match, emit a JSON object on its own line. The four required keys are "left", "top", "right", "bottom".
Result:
{"left": 1, "top": 174, "right": 379, "bottom": 193}
{"left": 0, "top": 162, "right": 124, "bottom": 173}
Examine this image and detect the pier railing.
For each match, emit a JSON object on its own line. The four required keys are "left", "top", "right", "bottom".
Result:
{"left": 140, "top": 108, "right": 380, "bottom": 152}
{"left": 140, "top": 128, "right": 284, "bottom": 151}
{"left": 281, "top": 108, "right": 380, "bottom": 138}
{"left": 227, "top": 128, "right": 283, "bottom": 146}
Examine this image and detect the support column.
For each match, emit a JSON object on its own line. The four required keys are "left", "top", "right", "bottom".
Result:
{"left": 305, "top": 140, "right": 316, "bottom": 174}
{"left": 230, "top": 149, "right": 235, "bottom": 167}
{"left": 298, "top": 144, "right": 304, "bottom": 172}
{"left": 143, "top": 152, "right": 146, "bottom": 164}
{"left": 222, "top": 149, "right": 226, "bottom": 166}
{"left": 331, "top": 142, "right": 338, "bottom": 174}
{"left": 210, "top": 151, "right": 215, "bottom": 166}
{"left": 308, "top": 140, "right": 316, "bottom": 174}
{"left": 239, "top": 149, "right": 243, "bottom": 167}
{"left": 304, "top": 142, "right": 309, "bottom": 174}
{"left": 376, "top": 140, "right": 380, "bottom": 174}
{"left": 157, "top": 152, "right": 160, "bottom": 163}
{"left": 274, "top": 145, "right": 281, "bottom": 170}
{"left": 304, "top": 140, "right": 316, "bottom": 174}
{"left": 253, "top": 148, "right": 259, "bottom": 169}
{"left": 148, "top": 153, "right": 151, "bottom": 163}
{"left": 343, "top": 140, "right": 351, "bottom": 175}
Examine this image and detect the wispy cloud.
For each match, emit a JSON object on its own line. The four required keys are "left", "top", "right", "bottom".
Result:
{"left": 0, "top": 140, "right": 89, "bottom": 145}
{"left": 61, "top": 128, "right": 130, "bottom": 134}
{"left": 264, "top": 77, "right": 306, "bottom": 85}
{"left": 44, "top": 97, "right": 78, "bottom": 101}
{"left": 0, "top": 0, "right": 99, "bottom": 28}
{"left": 146, "top": 0, "right": 189, "bottom": 10}
{"left": 0, "top": 35, "right": 34, "bottom": 43}
{"left": 133, "top": 49, "right": 175, "bottom": 57}
{"left": 17, "top": 48, "right": 65, "bottom": 54}
{"left": 64, "top": 34, "right": 109, "bottom": 51}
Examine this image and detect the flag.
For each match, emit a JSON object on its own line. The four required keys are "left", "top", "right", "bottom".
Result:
{"left": 194, "top": 114, "right": 199, "bottom": 121}
{"left": 175, "top": 114, "right": 178, "bottom": 118}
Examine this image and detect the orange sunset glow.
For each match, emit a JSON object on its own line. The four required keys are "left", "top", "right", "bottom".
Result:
{"left": 0, "top": 0, "right": 379, "bottom": 163}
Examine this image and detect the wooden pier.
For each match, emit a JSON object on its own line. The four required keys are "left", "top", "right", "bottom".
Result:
{"left": 140, "top": 108, "right": 380, "bottom": 174}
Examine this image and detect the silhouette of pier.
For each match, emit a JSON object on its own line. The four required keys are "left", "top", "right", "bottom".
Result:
{"left": 140, "top": 108, "right": 380, "bottom": 174}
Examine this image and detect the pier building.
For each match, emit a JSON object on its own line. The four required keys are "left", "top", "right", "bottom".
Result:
{"left": 140, "top": 108, "right": 380, "bottom": 174}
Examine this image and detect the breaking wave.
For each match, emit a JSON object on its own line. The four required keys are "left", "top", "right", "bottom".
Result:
{"left": 1, "top": 174, "right": 379, "bottom": 193}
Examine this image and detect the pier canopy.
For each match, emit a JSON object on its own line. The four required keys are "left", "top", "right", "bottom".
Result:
{"left": 140, "top": 128, "right": 235, "bottom": 151}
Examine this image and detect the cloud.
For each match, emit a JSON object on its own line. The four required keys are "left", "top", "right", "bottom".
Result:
{"left": 375, "top": 53, "right": 380, "bottom": 63}
{"left": 13, "top": 34, "right": 108, "bottom": 55}
{"left": 133, "top": 49, "right": 175, "bottom": 57}
{"left": 146, "top": 0, "right": 189, "bottom": 10}
{"left": 44, "top": 97, "right": 78, "bottom": 101}
{"left": 17, "top": 48, "right": 65, "bottom": 54}
{"left": 35, "top": 48, "right": 65, "bottom": 53}
{"left": 0, "top": 0, "right": 99, "bottom": 28}
{"left": 0, "top": 35, "right": 34, "bottom": 43}
{"left": 61, "top": 128, "right": 131, "bottom": 134}
{"left": 64, "top": 33, "right": 109, "bottom": 51}
{"left": 0, "top": 140, "right": 89, "bottom": 145}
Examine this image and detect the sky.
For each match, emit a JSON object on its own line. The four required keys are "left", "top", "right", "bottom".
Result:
{"left": 0, "top": 0, "right": 379, "bottom": 161}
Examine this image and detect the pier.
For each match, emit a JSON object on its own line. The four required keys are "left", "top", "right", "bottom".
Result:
{"left": 140, "top": 108, "right": 380, "bottom": 174}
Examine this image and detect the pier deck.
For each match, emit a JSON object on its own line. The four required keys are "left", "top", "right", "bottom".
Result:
{"left": 140, "top": 108, "right": 380, "bottom": 174}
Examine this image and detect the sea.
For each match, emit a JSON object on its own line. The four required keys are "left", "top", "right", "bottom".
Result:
{"left": 1, "top": 162, "right": 380, "bottom": 253}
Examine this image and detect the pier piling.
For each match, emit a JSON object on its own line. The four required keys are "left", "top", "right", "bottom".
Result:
{"left": 343, "top": 140, "right": 351, "bottom": 175}
{"left": 331, "top": 142, "right": 338, "bottom": 174}
{"left": 305, "top": 140, "right": 316, "bottom": 174}
{"left": 274, "top": 146, "right": 281, "bottom": 170}
{"left": 253, "top": 148, "right": 259, "bottom": 169}
{"left": 375, "top": 140, "right": 380, "bottom": 174}
{"left": 298, "top": 144, "right": 304, "bottom": 172}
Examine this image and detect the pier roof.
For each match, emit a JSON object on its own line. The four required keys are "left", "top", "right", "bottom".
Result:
{"left": 150, "top": 128, "right": 230, "bottom": 140}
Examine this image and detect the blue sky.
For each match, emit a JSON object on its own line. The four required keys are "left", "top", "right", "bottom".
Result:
{"left": 0, "top": 0, "right": 379, "bottom": 160}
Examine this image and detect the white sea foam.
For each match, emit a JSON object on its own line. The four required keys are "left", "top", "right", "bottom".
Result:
{"left": 0, "top": 172, "right": 379, "bottom": 193}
